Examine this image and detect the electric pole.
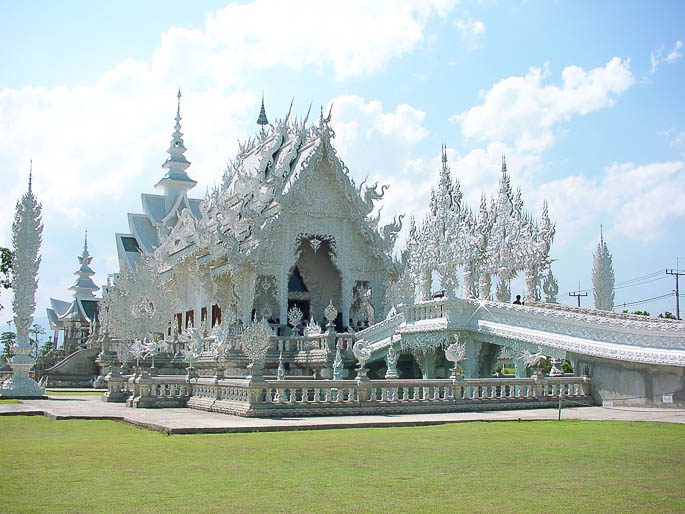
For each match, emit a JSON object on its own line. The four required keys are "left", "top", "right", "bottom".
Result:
{"left": 666, "top": 268, "right": 684, "bottom": 320}
{"left": 569, "top": 282, "right": 588, "bottom": 308}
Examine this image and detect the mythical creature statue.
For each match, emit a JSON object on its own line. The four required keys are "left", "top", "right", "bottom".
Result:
{"left": 352, "top": 340, "right": 373, "bottom": 369}
{"left": 520, "top": 349, "right": 546, "bottom": 369}
{"left": 359, "top": 182, "right": 388, "bottom": 215}
{"left": 380, "top": 214, "right": 404, "bottom": 251}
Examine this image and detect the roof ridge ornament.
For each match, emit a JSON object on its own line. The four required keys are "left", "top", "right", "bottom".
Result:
{"left": 257, "top": 93, "right": 269, "bottom": 126}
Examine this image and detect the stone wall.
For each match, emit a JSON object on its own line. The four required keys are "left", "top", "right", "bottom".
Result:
{"left": 568, "top": 352, "right": 685, "bottom": 407}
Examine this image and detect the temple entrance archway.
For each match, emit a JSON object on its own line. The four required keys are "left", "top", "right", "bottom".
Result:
{"left": 288, "top": 235, "right": 341, "bottom": 328}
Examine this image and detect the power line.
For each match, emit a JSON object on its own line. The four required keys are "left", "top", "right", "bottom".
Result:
{"left": 564, "top": 269, "right": 665, "bottom": 295}
{"left": 613, "top": 292, "right": 675, "bottom": 310}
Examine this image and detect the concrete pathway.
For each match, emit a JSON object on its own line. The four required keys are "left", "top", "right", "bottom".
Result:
{"left": 1, "top": 395, "right": 684, "bottom": 434}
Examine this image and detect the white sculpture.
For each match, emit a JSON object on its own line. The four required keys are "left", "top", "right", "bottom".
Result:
{"left": 444, "top": 335, "right": 466, "bottom": 378}
{"left": 543, "top": 268, "right": 559, "bottom": 303}
{"left": 384, "top": 345, "right": 399, "bottom": 379}
{"left": 324, "top": 299, "right": 337, "bottom": 328}
{"left": 287, "top": 306, "right": 303, "bottom": 330}
{"left": 1, "top": 168, "right": 45, "bottom": 397}
{"left": 276, "top": 352, "right": 286, "bottom": 380}
{"left": 592, "top": 228, "right": 615, "bottom": 311}
{"left": 352, "top": 340, "right": 372, "bottom": 369}
{"left": 240, "top": 318, "right": 272, "bottom": 372}
{"left": 333, "top": 346, "right": 344, "bottom": 380}
{"left": 397, "top": 153, "right": 555, "bottom": 305}
{"left": 100, "top": 257, "right": 173, "bottom": 342}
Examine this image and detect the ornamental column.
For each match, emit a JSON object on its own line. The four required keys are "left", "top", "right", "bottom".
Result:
{"left": 1, "top": 164, "right": 45, "bottom": 398}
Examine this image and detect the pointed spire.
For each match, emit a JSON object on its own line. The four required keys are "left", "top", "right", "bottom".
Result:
{"left": 28, "top": 159, "right": 33, "bottom": 193}
{"left": 441, "top": 144, "right": 448, "bottom": 165}
{"left": 257, "top": 93, "right": 269, "bottom": 126}
{"left": 501, "top": 154, "right": 507, "bottom": 173}
{"left": 155, "top": 90, "right": 196, "bottom": 197}
{"left": 71, "top": 230, "right": 98, "bottom": 299}
{"left": 600, "top": 224, "right": 604, "bottom": 243}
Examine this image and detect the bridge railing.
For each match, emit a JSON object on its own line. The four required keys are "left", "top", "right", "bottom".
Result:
{"left": 112, "top": 373, "right": 592, "bottom": 416}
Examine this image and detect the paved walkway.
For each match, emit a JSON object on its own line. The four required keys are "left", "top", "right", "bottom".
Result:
{"left": 1, "top": 395, "right": 684, "bottom": 434}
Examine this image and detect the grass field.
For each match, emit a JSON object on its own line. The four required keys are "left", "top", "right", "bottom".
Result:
{"left": 46, "top": 390, "right": 104, "bottom": 396}
{"left": 1, "top": 417, "right": 683, "bottom": 512}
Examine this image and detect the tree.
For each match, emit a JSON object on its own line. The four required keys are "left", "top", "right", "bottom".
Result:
{"left": 592, "top": 231, "right": 615, "bottom": 310}
{"left": 659, "top": 312, "right": 677, "bottom": 320}
{"left": 0, "top": 331, "right": 16, "bottom": 364}
{"left": 0, "top": 247, "right": 12, "bottom": 311}
{"left": 30, "top": 323, "right": 46, "bottom": 359}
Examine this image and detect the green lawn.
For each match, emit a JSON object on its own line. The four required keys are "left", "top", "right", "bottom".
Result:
{"left": 1, "top": 417, "right": 683, "bottom": 513}
{"left": 0, "top": 398, "right": 18, "bottom": 403}
{"left": 46, "top": 390, "right": 104, "bottom": 396}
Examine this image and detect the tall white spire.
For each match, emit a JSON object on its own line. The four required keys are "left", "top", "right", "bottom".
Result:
{"left": 155, "top": 89, "right": 197, "bottom": 206}
{"left": 69, "top": 230, "right": 99, "bottom": 299}
{"left": 1, "top": 162, "right": 44, "bottom": 396}
{"left": 592, "top": 226, "right": 615, "bottom": 311}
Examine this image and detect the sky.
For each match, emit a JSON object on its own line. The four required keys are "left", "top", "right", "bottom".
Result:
{"left": 1, "top": 0, "right": 684, "bottom": 332}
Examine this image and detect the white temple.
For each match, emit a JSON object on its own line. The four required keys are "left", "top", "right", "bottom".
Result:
{"left": 114, "top": 93, "right": 401, "bottom": 338}
{"left": 46, "top": 232, "right": 100, "bottom": 354}
{"left": 39, "top": 91, "right": 680, "bottom": 413}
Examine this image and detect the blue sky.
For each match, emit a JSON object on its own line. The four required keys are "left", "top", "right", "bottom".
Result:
{"left": 1, "top": 0, "right": 684, "bottom": 331}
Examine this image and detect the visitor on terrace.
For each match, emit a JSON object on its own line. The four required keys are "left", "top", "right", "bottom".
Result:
{"left": 513, "top": 295, "right": 522, "bottom": 305}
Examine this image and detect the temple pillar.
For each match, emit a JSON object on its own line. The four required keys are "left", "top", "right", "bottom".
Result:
{"left": 279, "top": 268, "right": 288, "bottom": 327}
{"left": 413, "top": 348, "right": 439, "bottom": 379}
{"left": 524, "top": 265, "right": 537, "bottom": 302}
{"left": 463, "top": 336, "right": 482, "bottom": 379}
{"left": 478, "top": 273, "right": 491, "bottom": 300}
{"left": 421, "top": 269, "right": 432, "bottom": 301}
{"left": 462, "top": 266, "right": 474, "bottom": 299}
{"left": 341, "top": 272, "right": 352, "bottom": 330}
{"left": 513, "top": 349, "right": 530, "bottom": 378}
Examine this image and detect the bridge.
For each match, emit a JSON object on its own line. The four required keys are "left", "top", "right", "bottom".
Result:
{"left": 356, "top": 297, "right": 685, "bottom": 407}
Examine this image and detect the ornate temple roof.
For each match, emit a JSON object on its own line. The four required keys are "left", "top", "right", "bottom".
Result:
{"left": 47, "top": 232, "right": 100, "bottom": 330}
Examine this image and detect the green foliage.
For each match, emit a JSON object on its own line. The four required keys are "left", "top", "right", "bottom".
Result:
{"left": 0, "top": 246, "right": 12, "bottom": 311}
{"left": 561, "top": 360, "right": 574, "bottom": 373}
{"left": 0, "top": 418, "right": 684, "bottom": 512}
{"left": 501, "top": 367, "right": 515, "bottom": 375}
{"left": 659, "top": 312, "right": 677, "bottom": 320}
{"left": 623, "top": 309, "right": 650, "bottom": 316}
{"left": 0, "top": 331, "right": 15, "bottom": 364}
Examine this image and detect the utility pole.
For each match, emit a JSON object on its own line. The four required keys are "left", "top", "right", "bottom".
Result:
{"left": 569, "top": 282, "right": 587, "bottom": 307}
{"left": 569, "top": 290, "right": 587, "bottom": 307}
{"left": 666, "top": 268, "right": 684, "bottom": 320}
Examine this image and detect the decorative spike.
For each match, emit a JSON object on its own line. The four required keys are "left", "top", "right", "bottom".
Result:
{"left": 303, "top": 103, "right": 312, "bottom": 125}
{"left": 257, "top": 93, "right": 269, "bottom": 126}
{"left": 285, "top": 97, "right": 294, "bottom": 123}
{"left": 28, "top": 159, "right": 33, "bottom": 193}
{"left": 501, "top": 154, "right": 507, "bottom": 173}
{"left": 177, "top": 88, "right": 182, "bottom": 119}
{"left": 84, "top": 230, "right": 88, "bottom": 252}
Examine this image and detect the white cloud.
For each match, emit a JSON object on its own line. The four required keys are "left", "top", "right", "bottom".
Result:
{"left": 0, "top": 1, "right": 460, "bottom": 325}
{"left": 451, "top": 58, "right": 634, "bottom": 154}
{"left": 659, "top": 127, "right": 685, "bottom": 147}
{"left": 328, "top": 94, "right": 433, "bottom": 248}
{"left": 207, "top": 0, "right": 458, "bottom": 80}
{"left": 537, "top": 161, "right": 685, "bottom": 244}
{"left": 454, "top": 17, "right": 485, "bottom": 50}
{"left": 650, "top": 40, "right": 683, "bottom": 74}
